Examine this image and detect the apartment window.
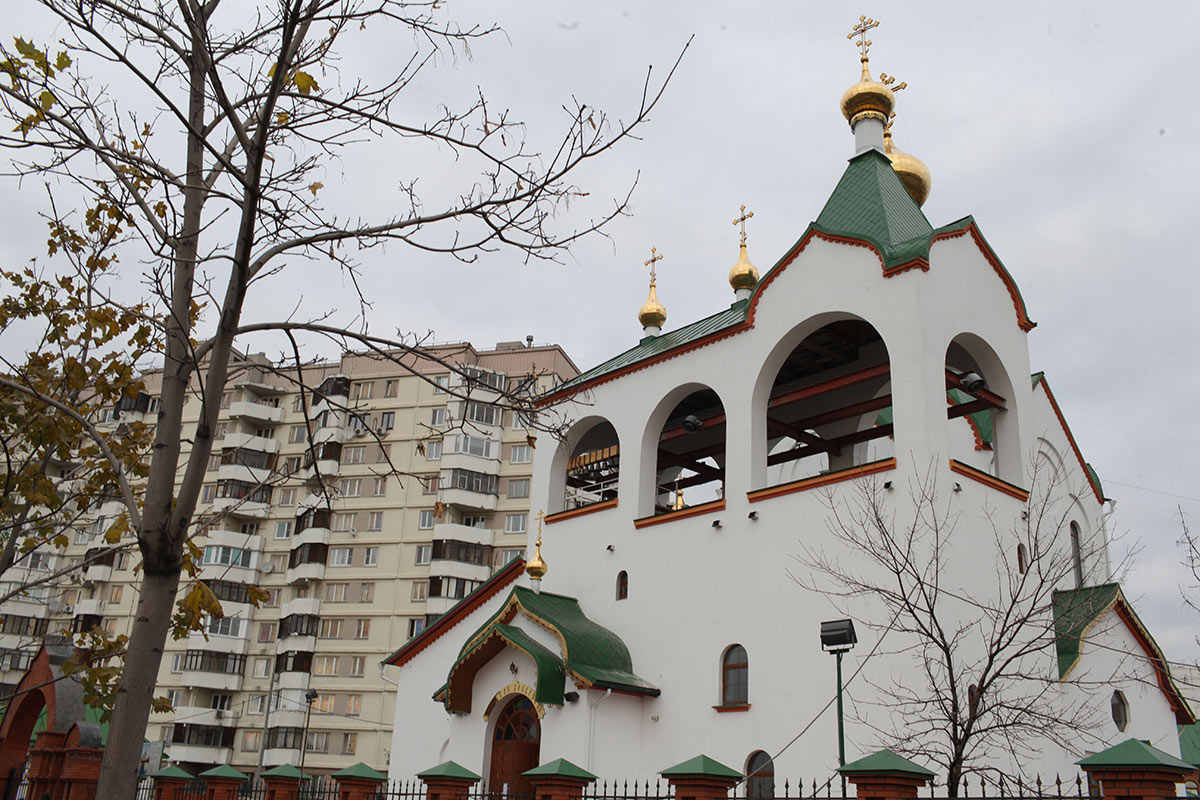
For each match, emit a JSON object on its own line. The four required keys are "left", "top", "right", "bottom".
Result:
{"left": 257, "top": 622, "right": 276, "bottom": 642}
{"left": 202, "top": 545, "right": 251, "bottom": 568}
{"left": 352, "top": 381, "right": 374, "bottom": 400}
{"left": 249, "top": 694, "right": 266, "bottom": 714}
{"left": 319, "top": 618, "right": 343, "bottom": 639}
{"left": 455, "top": 434, "right": 494, "bottom": 458}
{"left": 463, "top": 515, "right": 487, "bottom": 529}
{"left": 242, "top": 730, "right": 261, "bottom": 752}
{"left": 239, "top": 522, "right": 260, "bottom": 536}
{"left": 171, "top": 654, "right": 184, "bottom": 672}
{"left": 313, "top": 656, "right": 339, "bottom": 676}
{"left": 330, "top": 547, "right": 353, "bottom": 567}
{"left": 278, "top": 487, "right": 296, "bottom": 506}
{"left": 166, "top": 689, "right": 181, "bottom": 708}
{"left": 305, "top": 731, "right": 330, "bottom": 753}
{"left": 354, "top": 619, "right": 370, "bottom": 639}
{"left": 109, "top": 585, "right": 123, "bottom": 603}
{"left": 346, "top": 694, "right": 362, "bottom": 715}
{"left": 207, "top": 453, "right": 221, "bottom": 472}
{"left": 511, "top": 444, "right": 533, "bottom": 464}
{"left": 268, "top": 554, "right": 287, "bottom": 573}
{"left": 497, "top": 549, "right": 522, "bottom": 567}
{"left": 376, "top": 444, "right": 391, "bottom": 463}
{"left": 264, "top": 588, "right": 280, "bottom": 607}
{"left": 429, "top": 407, "right": 446, "bottom": 426}
{"left": 465, "top": 402, "right": 499, "bottom": 426}
{"left": 332, "top": 513, "right": 356, "bottom": 533}
{"left": 363, "top": 547, "right": 379, "bottom": 567}
{"left": 513, "top": 412, "right": 532, "bottom": 430}
{"left": 433, "top": 376, "right": 449, "bottom": 394}
{"left": 339, "top": 478, "right": 362, "bottom": 497}
{"left": 342, "top": 732, "right": 358, "bottom": 755}
{"left": 292, "top": 395, "right": 305, "bottom": 412}
{"left": 253, "top": 658, "right": 270, "bottom": 678}
{"left": 343, "top": 446, "right": 364, "bottom": 465}
{"left": 418, "top": 510, "right": 435, "bottom": 530}
{"left": 326, "top": 583, "right": 348, "bottom": 603}
{"left": 448, "top": 468, "right": 497, "bottom": 494}
{"left": 384, "top": 380, "right": 398, "bottom": 398}
{"left": 315, "top": 693, "right": 336, "bottom": 713}
{"left": 507, "top": 479, "right": 530, "bottom": 499}
{"left": 426, "top": 440, "right": 442, "bottom": 460}
{"left": 408, "top": 618, "right": 426, "bottom": 638}
{"left": 359, "top": 582, "right": 375, "bottom": 602}
{"left": 254, "top": 427, "right": 274, "bottom": 439}
{"left": 422, "top": 475, "right": 439, "bottom": 494}
{"left": 349, "top": 656, "right": 365, "bottom": 677}
{"left": 411, "top": 581, "right": 429, "bottom": 601}
{"left": 201, "top": 485, "right": 216, "bottom": 503}
{"left": 207, "top": 617, "right": 243, "bottom": 637}
{"left": 147, "top": 396, "right": 160, "bottom": 414}
{"left": 372, "top": 476, "right": 387, "bottom": 497}
{"left": 289, "top": 425, "right": 307, "bottom": 444}
{"left": 505, "top": 514, "right": 528, "bottom": 534}
{"left": 379, "top": 411, "right": 395, "bottom": 431}
{"left": 415, "top": 545, "right": 432, "bottom": 565}
{"left": 366, "top": 511, "right": 383, "bottom": 532}
{"left": 114, "top": 552, "right": 128, "bottom": 570}
{"left": 214, "top": 421, "right": 227, "bottom": 438}
{"left": 220, "top": 392, "right": 233, "bottom": 409}
{"left": 274, "top": 521, "right": 293, "bottom": 540}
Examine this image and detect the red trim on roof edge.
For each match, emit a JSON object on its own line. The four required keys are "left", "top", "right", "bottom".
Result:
{"left": 932, "top": 223, "right": 1036, "bottom": 332}
{"left": 1034, "top": 377, "right": 1105, "bottom": 505}
{"left": 1112, "top": 599, "right": 1194, "bottom": 725}
{"left": 384, "top": 558, "right": 526, "bottom": 668}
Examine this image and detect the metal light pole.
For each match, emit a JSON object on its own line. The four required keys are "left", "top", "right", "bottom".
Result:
{"left": 297, "top": 688, "right": 319, "bottom": 799}
{"left": 820, "top": 619, "right": 857, "bottom": 796}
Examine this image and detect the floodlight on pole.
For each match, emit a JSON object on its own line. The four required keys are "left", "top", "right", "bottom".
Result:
{"left": 820, "top": 618, "right": 857, "bottom": 795}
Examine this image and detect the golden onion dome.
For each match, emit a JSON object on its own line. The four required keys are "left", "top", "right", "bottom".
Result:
{"left": 840, "top": 55, "right": 895, "bottom": 128}
{"left": 638, "top": 282, "right": 667, "bottom": 330}
{"left": 884, "top": 128, "right": 932, "bottom": 207}
{"left": 728, "top": 242, "right": 759, "bottom": 292}
{"left": 526, "top": 537, "right": 548, "bottom": 580}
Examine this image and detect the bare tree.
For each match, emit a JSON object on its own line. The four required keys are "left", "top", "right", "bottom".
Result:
{"left": 797, "top": 466, "right": 1120, "bottom": 796}
{"left": 0, "top": 1, "right": 683, "bottom": 794}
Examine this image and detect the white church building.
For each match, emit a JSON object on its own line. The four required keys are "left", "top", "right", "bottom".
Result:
{"left": 384, "top": 28, "right": 1192, "bottom": 791}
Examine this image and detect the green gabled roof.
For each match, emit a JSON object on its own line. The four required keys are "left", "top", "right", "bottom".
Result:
{"left": 660, "top": 755, "right": 743, "bottom": 779}
{"left": 200, "top": 764, "right": 246, "bottom": 780}
{"left": 839, "top": 750, "right": 935, "bottom": 778}
{"left": 813, "top": 149, "right": 934, "bottom": 269}
{"left": 261, "top": 764, "right": 311, "bottom": 779}
{"left": 1077, "top": 738, "right": 1194, "bottom": 771}
{"left": 1085, "top": 463, "right": 1104, "bottom": 500}
{"left": 1052, "top": 583, "right": 1122, "bottom": 679}
{"left": 552, "top": 300, "right": 749, "bottom": 396}
{"left": 490, "top": 623, "right": 567, "bottom": 704}
{"left": 331, "top": 762, "right": 388, "bottom": 781}
{"left": 418, "top": 761, "right": 482, "bottom": 781}
{"left": 151, "top": 765, "right": 194, "bottom": 780}
{"left": 524, "top": 758, "right": 598, "bottom": 780}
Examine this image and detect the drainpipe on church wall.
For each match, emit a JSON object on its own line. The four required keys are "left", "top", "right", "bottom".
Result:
{"left": 586, "top": 689, "right": 612, "bottom": 770}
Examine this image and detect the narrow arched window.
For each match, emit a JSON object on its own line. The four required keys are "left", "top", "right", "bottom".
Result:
{"left": 746, "top": 751, "right": 775, "bottom": 799}
{"left": 1070, "top": 521, "right": 1084, "bottom": 588}
{"left": 721, "top": 645, "right": 748, "bottom": 706}
{"left": 1017, "top": 543, "right": 1028, "bottom": 574}
{"left": 1111, "top": 690, "right": 1129, "bottom": 731}
{"left": 616, "top": 570, "right": 628, "bottom": 601}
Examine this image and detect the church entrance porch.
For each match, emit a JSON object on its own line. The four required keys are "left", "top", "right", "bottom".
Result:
{"left": 488, "top": 695, "right": 541, "bottom": 796}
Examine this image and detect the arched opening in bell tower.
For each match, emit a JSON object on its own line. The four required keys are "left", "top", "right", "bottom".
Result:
{"left": 944, "top": 333, "right": 1021, "bottom": 485}
{"left": 650, "top": 387, "right": 726, "bottom": 515}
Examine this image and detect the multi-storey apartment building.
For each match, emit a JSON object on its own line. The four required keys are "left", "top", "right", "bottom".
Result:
{"left": 0, "top": 338, "right": 578, "bottom": 776}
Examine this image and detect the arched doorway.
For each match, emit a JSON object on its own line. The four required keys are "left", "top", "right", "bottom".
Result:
{"left": 488, "top": 695, "right": 541, "bottom": 796}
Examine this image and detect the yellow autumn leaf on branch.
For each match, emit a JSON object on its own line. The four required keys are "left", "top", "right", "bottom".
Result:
{"left": 308, "top": 181, "right": 323, "bottom": 197}
{"left": 291, "top": 71, "right": 319, "bottom": 95}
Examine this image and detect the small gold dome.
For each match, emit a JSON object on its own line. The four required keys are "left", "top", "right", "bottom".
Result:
{"left": 638, "top": 282, "right": 666, "bottom": 330}
{"left": 884, "top": 129, "right": 932, "bottom": 207}
{"left": 840, "top": 55, "right": 895, "bottom": 128}
{"left": 728, "top": 242, "right": 759, "bottom": 292}
{"left": 526, "top": 539, "right": 548, "bottom": 580}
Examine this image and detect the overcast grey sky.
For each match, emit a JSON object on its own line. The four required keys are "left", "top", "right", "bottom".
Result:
{"left": 3, "top": 2, "right": 1199, "bottom": 662}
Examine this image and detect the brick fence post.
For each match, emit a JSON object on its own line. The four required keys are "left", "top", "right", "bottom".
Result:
{"left": 838, "top": 750, "right": 934, "bottom": 800}
{"left": 150, "top": 765, "right": 194, "bottom": 800}
{"left": 524, "top": 757, "right": 598, "bottom": 800}
{"left": 660, "top": 755, "right": 743, "bottom": 800}
{"left": 261, "top": 763, "right": 308, "bottom": 800}
{"left": 60, "top": 722, "right": 103, "bottom": 800}
{"left": 26, "top": 730, "right": 67, "bottom": 800}
{"left": 332, "top": 761, "right": 389, "bottom": 800}
{"left": 1078, "top": 738, "right": 1197, "bottom": 800}
{"left": 417, "top": 760, "right": 482, "bottom": 800}
{"left": 200, "top": 764, "right": 247, "bottom": 800}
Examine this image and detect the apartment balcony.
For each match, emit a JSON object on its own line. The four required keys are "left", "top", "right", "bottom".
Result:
{"left": 439, "top": 487, "right": 498, "bottom": 512}
{"left": 182, "top": 671, "right": 243, "bottom": 693}
{"left": 222, "top": 431, "right": 281, "bottom": 454}
{"left": 277, "top": 671, "right": 312, "bottom": 691}
{"left": 203, "top": 530, "right": 264, "bottom": 552}
{"left": 211, "top": 496, "right": 271, "bottom": 520}
{"left": 292, "top": 527, "right": 330, "bottom": 548}
{"left": 285, "top": 562, "right": 325, "bottom": 585}
{"left": 441, "top": 451, "right": 501, "bottom": 475}
{"left": 280, "top": 597, "right": 322, "bottom": 618}
{"left": 165, "top": 743, "right": 232, "bottom": 764}
{"left": 73, "top": 598, "right": 105, "bottom": 617}
{"left": 172, "top": 706, "right": 240, "bottom": 727}
{"left": 276, "top": 635, "right": 316, "bottom": 655}
{"left": 431, "top": 522, "right": 493, "bottom": 545}
{"left": 268, "top": 707, "right": 308, "bottom": 728}
{"left": 299, "top": 460, "right": 340, "bottom": 483}
{"left": 82, "top": 564, "right": 112, "bottom": 584}
{"left": 424, "top": 596, "right": 460, "bottom": 616}
{"left": 217, "top": 463, "right": 274, "bottom": 486}
{"left": 227, "top": 400, "right": 284, "bottom": 425}
{"left": 429, "top": 558, "right": 491, "bottom": 583}
{"left": 262, "top": 748, "right": 300, "bottom": 767}
{"left": 197, "top": 563, "right": 258, "bottom": 586}
{"left": 185, "top": 632, "right": 250, "bottom": 656}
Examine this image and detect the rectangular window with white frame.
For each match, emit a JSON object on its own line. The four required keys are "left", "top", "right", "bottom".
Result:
{"left": 367, "top": 511, "right": 383, "bottom": 531}
{"left": 349, "top": 656, "right": 365, "bottom": 677}
{"left": 426, "top": 440, "right": 442, "bottom": 460}
{"left": 342, "top": 446, "right": 364, "bottom": 465}
{"left": 507, "top": 479, "right": 530, "bottom": 499}
{"left": 249, "top": 694, "right": 266, "bottom": 715}
{"left": 430, "top": 407, "right": 446, "bottom": 426}
{"left": 415, "top": 544, "right": 432, "bottom": 565}
{"left": 372, "top": 476, "right": 387, "bottom": 497}
{"left": 510, "top": 444, "right": 533, "bottom": 464}
{"left": 274, "top": 521, "right": 292, "bottom": 540}
{"left": 505, "top": 514, "right": 527, "bottom": 534}
{"left": 418, "top": 510, "right": 434, "bottom": 530}
{"left": 278, "top": 487, "right": 296, "bottom": 506}
{"left": 433, "top": 375, "right": 449, "bottom": 394}
{"left": 379, "top": 411, "right": 395, "bottom": 431}
{"left": 339, "top": 478, "right": 362, "bottom": 497}
{"left": 330, "top": 547, "right": 353, "bottom": 567}
{"left": 332, "top": 513, "right": 356, "bottom": 532}
{"left": 363, "top": 547, "right": 379, "bottom": 567}
{"left": 412, "top": 581, "right": 429, "bottom": 601}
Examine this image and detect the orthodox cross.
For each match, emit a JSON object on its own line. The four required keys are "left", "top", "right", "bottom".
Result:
{"left": 879, "top": 73, "right": 907, "bottom": 92}
{"left": 847, "top": 16, "right": 879, "bottom": 57}
{"left": 534, "top": 509, "right": 545, "bottom": 544}
{"left": 733, "top": 205, "right": 754, "bottom": 245}
{"left": 644, "top": 247, "right": 663, "bottom": 285}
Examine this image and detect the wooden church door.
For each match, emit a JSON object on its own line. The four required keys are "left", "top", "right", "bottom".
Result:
{"left": 488, "top": 695, "right": 540, "bottom": 796}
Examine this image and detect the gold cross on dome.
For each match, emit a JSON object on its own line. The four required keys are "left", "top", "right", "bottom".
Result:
{"left": 879, "top": 73, "right": 907, "bottom": 92}
{"left": 732, "top": 205, "right": 754, "bottom": 245}
{"left": 847, "top": 16, "right": 880, "bottom": 58}
{"left": 644, "top": 247, "right": 663, "bottom": 284}
{"left": 535, "top": 509, "right": 545, "bottom": 541}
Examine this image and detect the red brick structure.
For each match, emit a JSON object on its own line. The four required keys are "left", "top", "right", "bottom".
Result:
{"left": 660, "top": 755, "right": 743, "bottom": 800}
{"left": 260, "top": 763, "right": 307, "bottom": 800}
{"left": 199, "top": 764, "right": 247, "bottom": 800}
{"left": 20, "top": 721, "right": 104, "bottom": 800}
{"left": 524, "top": 757, "right": 598, "bottom": 800}
{"left": 418, "top": 760, "right": 482, "bottom": 800}
{"left": 1078, "top": 738, "right": 1197, "bottom": 800}
{"left": 150, "top": 765, "right": 194, "bottom": 800}
{"left": 838, "top": 750, "right": 934, "bottom": 800}
{"left": 332, "top": 762, "right": 388, "bottom": 800}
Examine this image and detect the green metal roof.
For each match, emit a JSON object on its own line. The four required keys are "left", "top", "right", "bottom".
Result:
{"left": 200, "top": 764, "right": 247, "bottom": 780}
{"left": 151, "top": 765, "right": 194, "bottom": 780}
{"left": 1085, "top": 463, "right": 1105, "bottom": 500}
{"left": 331, "top": 762, "right": 388, "bottom": 781}
{"left": 417, "top": 761, "right": 482, "bottom": 781}
{"left": 660, "top": 755, "right": 743, "bottom": 779}
{"left": 1077, "top": 738, "right": 1194, "bottom": 771}
{"left": 1179, "top": 724, "right": 1200, "bottom": 768}
{"left": 875, "top": 388, "right": 993, "bottom": 447}
{"left": 839, "top": 750, "right": 935, "bottom": 778}
{"left": 524, "top": 758, "right": 599, "bottom": 780}
{"left": 491, "top": 623, "right": 567, "bottom": 704}
{"left": 1052, "top": 583, "right": 1122, "bottom": 679}
{"left": 261, "top": 764, "right": 312, "bottom": 779}
{"left": 813, "top": 149, "right": 934, "bottom": 269}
